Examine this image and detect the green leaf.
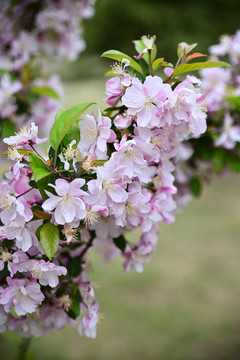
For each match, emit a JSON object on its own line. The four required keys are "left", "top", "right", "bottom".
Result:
{"left": 101, "top": 50, "right": 144, "bottom": 76}
{"left": 55, "top": 109, "right": 64, "bottom": 122}
{"left": 35, "top": 224, "right": 44, "bottom": 241}
{"left": 173, "top": 61, "right": 230, "bottom": 76}
{"left": 133, "top": 39, "right": 157, "bottom": 64}
{"left": 29, "top": 155, "right": 50, "bottom": 182}
{"left": 1, "top": 119, "right": 16, "bottom": 138}
{"left": 225, "top": 96, "right": 240, "bottom": 103}
{"left": 67, "top": 293, "right": 81, "bottom": 320}
{"left": 213, "top": 149, "right": 225, "bottom": 173}
{"left": 113, "top": 235, "right": 127, "bottom": 252}
{"left": 30, "top": 86, "right": 59, "bottom": 99}
{"left": 225, "top": 152, "right": 240, "bottom": 172}
{"left": 68, "top": 257, "right": 82, "bottom": 278}
{"left": 190, "top": 177, "right": 202, "bottom": 197}
{"left": 50, "top": 103, "right": 94, "bottom": 151}
{"left": 152, "top": 58, "right": 173, "bottom": 72}
{"left": 62, "top": 122, "right": 80, "bottom": 148}
{"left": 40, "top": 223, "right": 60, "bottom": 260}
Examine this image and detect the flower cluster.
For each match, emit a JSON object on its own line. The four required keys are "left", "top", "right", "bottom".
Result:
{"left": 0, "top": 0, "right": 95, "bottom": 140}
{"left": 0, "top": 36, "right": 228, "bottom": 339}
{"left": 173, "top": 30, "right": 240, "bottom": 210}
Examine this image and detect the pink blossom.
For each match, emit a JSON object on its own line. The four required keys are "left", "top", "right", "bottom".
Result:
{"left": 42, "top": 178, "right": 87, "bottom": 225}
{"left": 105, "top": 77, "right": 124, "bottom": 105}
{"left": 10, "top": 31, "right": 38, "bottom": 69}
{"left": 86, "top": 160, "right": 128, "bottom": 206}
{"left": 0, "top": 277, "right": 44, "bottom": 316}
{"left": 215, "top": 112, "right": 240, "bottom": 149}
{"left": 114, "top": 112, "right": 132, "bottom": 129}
{"left": 7, "top": 314, "right": 43, "bottom": 338}
{"left": 78, "top": 301, "right": 99, "bottom": 338}
{"left": 0, "top": 74, "right": 22, "bottom": 118}
{"left": 112, "top": 182, "right": 151, "bottom": 229}
{"left": 17, "top": 260, "right": 67, "bottom": 288}
{"left": 200, "top": 67, "right": 230, "bottom": 112}
{"left": 40, "top": 307, "right": 74, "bottom": 333}
{"left": 93, "top": 216, "right": 123, "bottom": 240}
{"left": 166, "top": 81, "right": 207, "bottom": 135}
{"left": 3, "top": 122, "right": 47, "bottom": 147}
{"left": 0, "top": 249, "right": 28, "bottom": 277}
{"left": 123, "top": 228, "right": 158, "bottom": 273}
{"left": 78, "top": 110, "right": 116, "bottom": 159}
{"left": 122, "top": 76, "right": 172, "bottom": 128}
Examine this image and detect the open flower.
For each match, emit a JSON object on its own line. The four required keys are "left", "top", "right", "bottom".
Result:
{"left": 122, "top": 76, "right": 172, "bottom": 128}
{"left": 78, "top": 110, "right": 116, "bottom": 159}
{"left": 17, "top": 260, "right": 67, "bottom": 288}
{"left": 3, "top": 122, "right": 47, "bottom": 147}
{"left": 0, "top": 277, "right": 44, "bottom": 316}
{"left": 42, "top": 178, "right": 87, "bottom": 225}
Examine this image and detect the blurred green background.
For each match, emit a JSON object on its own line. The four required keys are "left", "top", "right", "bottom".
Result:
{"left": 55, "top": 0, "right": 240, "bottom": 80}
{"left": 2, "top": 0, "right": 240, "bottom": 359}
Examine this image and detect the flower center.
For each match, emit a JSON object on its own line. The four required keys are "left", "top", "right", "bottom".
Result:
{"left": 0, "top": 248, "right": 12, "bottom": 263}
{"left": 31, "top": 263, "right": 42, "bottom": 279}
{"left": 144, "top": 96, "right": 153, "bottom": 110}
{"left": 62, "top": 194, "right": 71, "bottom": 203}
{"left": 102, "top": 179, "right": 115, "bottom": 191}
{"left": 7, "top": 145, "right": 23, "bottom": 161}
{"left": 123, "top": 149, "right": 136, "bottom": 161}
{"left": 62, "top": 226, "right": 78, "bottom": 242}
{"left": 125, "top": 202, "right": 136, "bottom": 215}
{"left": 84, "top": 209, "right": 99, "bottom": 226}
{"left": 0, "top": 196, "right": 12, "bottom": 210}
{"left": 85, "top": 125, "right": 99, "bottom": 141}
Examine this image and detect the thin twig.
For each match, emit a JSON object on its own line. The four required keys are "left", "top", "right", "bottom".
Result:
{"left": 16, "top": 337, "right": 31, "bottom": 360}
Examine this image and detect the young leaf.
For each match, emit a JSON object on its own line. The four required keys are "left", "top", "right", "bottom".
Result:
{"left": 40, "top": 223, "right": 60, "bottom": 260}
{"left": 177, "top": 42, "right": 198, "bottom": 58}
{"left": 32, "top": 210, "right": 50, "bottom": 220}
{"left": 29, "top": 86, "right": 59, "bottom": 99}
{"left": 173, "top": 61, "right": 230, "bottom": 76}
{"left": 133, "top": 39, "right": 157, "bottom": 64}
{"left": 186, "top": 52, "right": 207, "bottom": 62}
{"left": 152, "top": 58, "right": 173, "bottom": 72}
{"left": 101, "top": 50, "right": 144, "bottom": 76}
{"left": 29, "top": 155, "right": 50, "bottom": 182}
{"left": 50, "top": 103, "right": 94, "bottom": 151}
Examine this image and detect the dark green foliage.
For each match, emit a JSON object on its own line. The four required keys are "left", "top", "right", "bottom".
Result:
{"left": 190, "top": 177, "right": 202, "bottom": 197}
{"left": 113, "top": 235, "right": 127, "bottom": 252}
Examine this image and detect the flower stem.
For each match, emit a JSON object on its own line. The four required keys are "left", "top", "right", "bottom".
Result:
{"left": 16, "top": 187, "right": 34, "bottom": 199}
{"left": 148, "top": 50, "right": 153, "bottom": 76}
{"left": 16, "top": 337, "right": 32, "bottom": 360}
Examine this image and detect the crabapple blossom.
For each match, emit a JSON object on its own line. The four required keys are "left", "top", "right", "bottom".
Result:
{"left": 43, "top": 178, "right": 87, "bottom": 225}
{"left": 215, "top": 112, "right": 240, "bottom": 149}
{"left": 78, "top": 301, "right": 99, "bottom": 339}
{"left": 122, "top": 76, "right": 172, "bottom": 128}
{"left": 78, "top": 110, "right": 116, "bottom": 159}
{"left": 17, "top": 260, "right": 67, "bottom": 288}
{"left": 0, "top": 35, "right": 230, "bottom": 344}
{"left": 3, "top": 123, "right": 47, "bottom": 147}
{"left": 0, "top": 277, "right": 44, "bottom": 316}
